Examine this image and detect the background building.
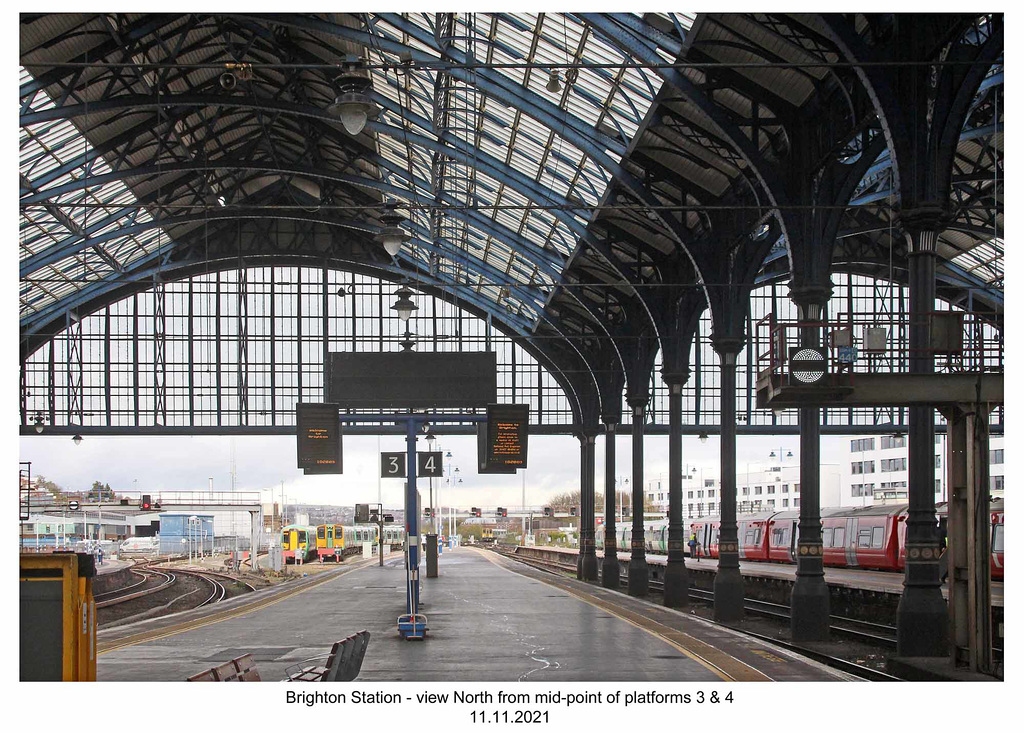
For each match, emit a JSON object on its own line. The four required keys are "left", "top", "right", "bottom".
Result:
{"left": 841, "top": 434, "right": 1005, "bottom": 506}
{"left": 645, "top": 458, "right": 841, "bottom": 519}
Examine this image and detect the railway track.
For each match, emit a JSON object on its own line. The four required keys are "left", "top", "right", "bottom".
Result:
{"left": 486, "top": 547, "right": 907, "bottom": 680}
{"left": 95, "top": 560, "right": 252, "bottom": 623}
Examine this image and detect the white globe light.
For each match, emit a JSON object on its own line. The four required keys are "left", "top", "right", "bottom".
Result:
{"left": 329, "top": 91, "right": 375, "bottom": 136}
{"left": 382, "top": 232, "right": 403, "bottom": 256}
{"left": 339, "top": 104, "right": 368, "bottom": 136}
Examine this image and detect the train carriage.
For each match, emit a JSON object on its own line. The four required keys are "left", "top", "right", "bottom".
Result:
{"left": 737, "top": 512, "right": 774, "bottom": 561}
{"left": 820, "top": 505, "right": 903, "bottom": 570}
{"left": 991, "top": 502, "right": 1004, "bottom": 579}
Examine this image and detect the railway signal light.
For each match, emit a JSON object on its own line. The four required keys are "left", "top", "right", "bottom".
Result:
{"left": 471, "top": 507, "right": 482, "bottom": 517}
{"left": 543, "top": 506, "right": 553, "bottom": 517}
{"left": 141, "top": 494, "right": 152, "bottom": 510}
{"left": 497, "top": 507, "right": 507, "bottom": 517}
{"left": 570, "top": 506, "right": 578, "bottom": 517}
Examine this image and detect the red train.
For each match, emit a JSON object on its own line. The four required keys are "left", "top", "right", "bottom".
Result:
{"left": 688, "top": 499, "right": 1003, "bottom": 580}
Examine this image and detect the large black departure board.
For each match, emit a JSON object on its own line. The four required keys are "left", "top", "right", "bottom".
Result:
{"left": 485, "top": 403, "right": 529, "bottom": 470}
{"left": 326, "top": 352, "right": 496, "bottom": 409}
{"left": 296, "top": 403, "right": 342, "bottom": 474}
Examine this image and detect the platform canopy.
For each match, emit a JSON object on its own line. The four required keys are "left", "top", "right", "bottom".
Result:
{"left": 20, "top": 13, "right": 1002, "bottom": 389}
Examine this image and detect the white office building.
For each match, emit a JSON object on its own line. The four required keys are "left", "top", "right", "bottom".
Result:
{"left": 644, "top": 460, "right": 841, "bottom": 519}
{"left": 841, "top": 433, "right": 1004, "bottom": 506}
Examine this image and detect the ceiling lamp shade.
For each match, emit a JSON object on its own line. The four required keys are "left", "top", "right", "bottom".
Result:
{"left": 328, "top": 91, "right": 376, "bottom": 135}
{"left": 391, "top": 286, "right": 418, "bottom": 322}
{"left": 327, "top": 57, "right": 377, "bottom": 136}
{"left": 546, "top": 70, "right": 562, "bottom": 93}
{"left": 378, "top": 206, "right": 410, "bottom": 256}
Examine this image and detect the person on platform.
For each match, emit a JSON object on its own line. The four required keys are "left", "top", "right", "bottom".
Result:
{"left": 688, "top": 533, "right": 699, "bottom": 561}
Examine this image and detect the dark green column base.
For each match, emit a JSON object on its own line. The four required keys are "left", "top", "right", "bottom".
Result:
{"left": 663, "top": 558, "right": 689, "bottom": 607}
{"left": 601, "top": 554, "right": 620, "bottom": 588}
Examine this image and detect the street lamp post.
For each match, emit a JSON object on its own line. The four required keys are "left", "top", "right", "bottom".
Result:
{"left": 426, "top": 431, "right": 437, "bottom": 534}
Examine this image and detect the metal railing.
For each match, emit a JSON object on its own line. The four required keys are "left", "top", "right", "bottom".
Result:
{"left": 755, "top": 311, "right": 1003, "bottom": 383}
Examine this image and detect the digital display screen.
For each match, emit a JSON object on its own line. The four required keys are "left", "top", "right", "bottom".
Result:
{"left": 296, "top": 403, "right": 342, "bottom": 474}
{"left": 478, "top": 423, "right": 516, "bottom": 474}
{"left": 485, "top": 403, "right": 529, "bottom": 470}
{"left": 326, "top": 352, "right": 497, "bottom": 409}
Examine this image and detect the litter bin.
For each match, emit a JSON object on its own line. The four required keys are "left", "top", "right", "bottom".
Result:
{"left": 425, "top": 533, "right": 438, "bottom": 578}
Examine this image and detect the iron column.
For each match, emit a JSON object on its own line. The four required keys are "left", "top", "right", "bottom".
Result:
{"left": 627, "top": 398, "right": 649, "bottom": 596}
{"left": 662, "top": 377, "right": 689, "bottom": 607}
{"left": 580, "top": 430, "right": 599, "bottom": 581}
{"left": 713, "top": 340, "right": 744, "bottom": 622}
{"left": 897, "top": 213, "right": 948, "bottom": 656}
{"left": 789, "top": 293, "right": 830, "bottom": 641}
{"left": 601, "top": 421, "right": 620, "bottom": 588}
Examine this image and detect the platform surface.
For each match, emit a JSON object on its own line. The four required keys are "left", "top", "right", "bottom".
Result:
{"left": 96, "top": 547, "right": 848, "bottom": 682}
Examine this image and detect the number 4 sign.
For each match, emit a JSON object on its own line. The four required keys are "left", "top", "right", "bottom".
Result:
{"left": 417, "top": 452, "right": 443, "bottom": 477}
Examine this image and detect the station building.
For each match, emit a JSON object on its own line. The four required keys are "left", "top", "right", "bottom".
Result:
{"left": 158, "top": 513, "right": 214, "bottom": 555}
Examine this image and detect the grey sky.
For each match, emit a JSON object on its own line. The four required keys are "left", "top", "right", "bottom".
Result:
{"left": 19, "top": 431, "right": 851, "bottom": 511}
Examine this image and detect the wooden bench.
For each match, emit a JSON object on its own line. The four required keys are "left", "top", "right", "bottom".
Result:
{"left": 286, "top": 630, "right": 371, "bottom": 682}
{"left": 186, "top": 653, "right": 262, "bottom": 681}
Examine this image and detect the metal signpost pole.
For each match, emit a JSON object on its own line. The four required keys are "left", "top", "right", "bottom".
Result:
{"left": 405, "top": 418, "right": 419, "bottom": 619}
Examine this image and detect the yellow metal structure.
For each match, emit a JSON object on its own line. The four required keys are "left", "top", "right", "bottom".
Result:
{"left": 20, "top": 552, "right": 96, "bottom": 681}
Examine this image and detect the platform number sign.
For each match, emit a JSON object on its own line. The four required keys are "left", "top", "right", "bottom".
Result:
{"left": 68, "top": 500, "right": 80, "bottom": 511}
{"left": 381, "top": 452, "right": 407, "bottom": 478}
{"left": 417, "top": 452, "right": 443, "bottom": 478}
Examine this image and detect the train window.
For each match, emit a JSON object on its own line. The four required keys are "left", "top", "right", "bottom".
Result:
{"left": 823, "top": 527, "right": 833, "bottom": 546}
{"left": 992, "top": 525, "right": 1004, "bottom": 553}
{"left": 771, "top": 528, "right": 784, "bottom": 545}
{"left": 318, "top": 527, "right": 326, "bottom": 539}
{"left": 744, "top": 531, "right": 755, "bottom": 544}
{"left": 858, "top": 529, "right": 872, "bottom": 547}
{"left": 753, "top": 529, "right": 762, "bottom": 545}
{"left": 871, "top": 527, "right": 884, "bottom": 548}
{"left": 833, "top": 527, "right": 846, "bottom": 547}
{"left": 711, "top": 528, "right": 720, "bottom": 544}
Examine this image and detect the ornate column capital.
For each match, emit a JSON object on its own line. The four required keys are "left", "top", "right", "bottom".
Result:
{"left": 788, "top": 282, "right": 833, "bottom": 311}
{"left": 711, "top": 335, "right": 744, "bottom": 360}
{"left": 660, "top": 368, "right": 690, "bottom": 392}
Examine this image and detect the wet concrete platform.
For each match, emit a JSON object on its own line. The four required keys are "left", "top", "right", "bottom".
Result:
{"left": 96, "top": 547, "right": 851, "bottom": 682}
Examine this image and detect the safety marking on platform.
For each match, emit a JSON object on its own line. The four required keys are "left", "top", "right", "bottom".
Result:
{"left": 97, "top": 559, "right": 375, "bottom": 656}
{"left": 470, "top": 548, "right": 770, "bottom": 682}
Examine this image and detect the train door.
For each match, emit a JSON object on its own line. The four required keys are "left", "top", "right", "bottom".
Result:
{"left": 737, "top": 521, "right": 748, "bottom": 559}
{"left": 846, "top": 517, "right": 859, "bottom": 567}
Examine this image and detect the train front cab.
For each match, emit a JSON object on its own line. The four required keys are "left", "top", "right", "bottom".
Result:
{"left": 315, "top": 524, "right": 346, "bottom": 561}
{"left": 281, "top": 526, "right": 307, "bottom": 563}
